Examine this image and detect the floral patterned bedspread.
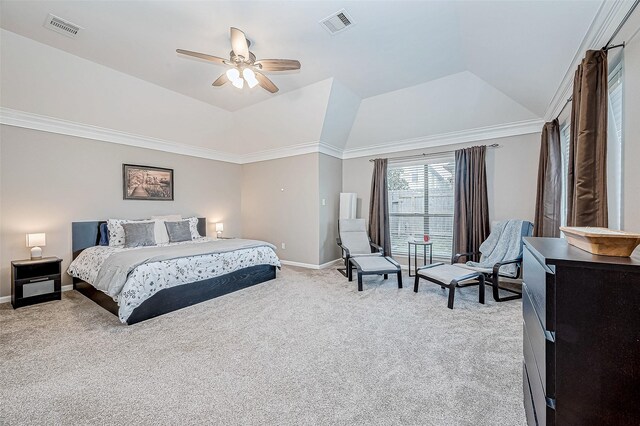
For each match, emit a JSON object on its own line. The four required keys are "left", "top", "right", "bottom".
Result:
{"left": 67, "top": 238, "right": 280, "bottom": 323}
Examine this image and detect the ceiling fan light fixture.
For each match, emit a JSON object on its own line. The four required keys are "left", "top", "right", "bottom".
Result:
{"left": 226, "top": 68, "right": 240, "bottom": 81}
{"left": 243, "top": 68, "right": 259, "bottom": 88}
{"left": 232, "top": 77, "right": 245, "bottom": 89}
{"left": 246, "top": 78, "right": 258, "bottom": 89}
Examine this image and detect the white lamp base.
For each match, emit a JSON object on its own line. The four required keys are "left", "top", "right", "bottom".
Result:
{"left": 30, "top": 246, "right": 42, "bottom": 260}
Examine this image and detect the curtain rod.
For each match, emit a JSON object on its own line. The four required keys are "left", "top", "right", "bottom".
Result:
{"left": 553, "top": 0, "right": 638, "bottom": 122}
{"left": 605, "top": 0, "right": 639, "bottom": 47}
{"left": 554, "top": 42, "right": 626, "bottom": 121}
{"left": 369, "top": 143, "right": 500, "bottom": 163}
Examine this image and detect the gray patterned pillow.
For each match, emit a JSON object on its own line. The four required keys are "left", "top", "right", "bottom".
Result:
{"left": 122, "top": 222, "right": 156, "bottom": 248}
{"left": 185, "top": 217, "right": 202, "bottom": 239}
{"left": 165, "top": 220, "right": 192, "bottom": 243}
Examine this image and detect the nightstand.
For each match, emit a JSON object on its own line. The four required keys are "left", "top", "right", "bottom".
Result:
{"left": 11, "top": 257, "right": 62, "bottom": 309}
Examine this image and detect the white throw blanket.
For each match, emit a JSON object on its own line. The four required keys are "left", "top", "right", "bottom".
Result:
{"left": 465, "top": 220, "right": 525, "bottom": 277}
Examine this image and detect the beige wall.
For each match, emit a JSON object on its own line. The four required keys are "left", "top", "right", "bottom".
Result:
{"left": 241, "top": 153, "right": 320, "bottom": 265}
{"left": 319, "top": 154, "right": 343, "bottom": 264}
{"left": 241, "top": 153, "right": 343, "bottom": 266}
{"left": 342, "top": 132, "right": 541, "bottom": 232}
{"left": 0, "top": 125, "right": 242, "bottom": 297}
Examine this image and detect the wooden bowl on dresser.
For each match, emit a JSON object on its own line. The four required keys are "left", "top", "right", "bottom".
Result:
{"left": 560, "top": 227, "right": 640, "bottom": 257}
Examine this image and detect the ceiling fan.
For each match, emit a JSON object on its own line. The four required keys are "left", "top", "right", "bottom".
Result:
{"left": 176, "top": 27, "right": 301, "bottom": 93}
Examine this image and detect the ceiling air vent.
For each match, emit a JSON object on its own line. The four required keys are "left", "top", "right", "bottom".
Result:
{"left": 43, "top": 13, "right": 83, "bottom": 38}
{"left": 320, "top": 9, "right": 355, "bottom": 35}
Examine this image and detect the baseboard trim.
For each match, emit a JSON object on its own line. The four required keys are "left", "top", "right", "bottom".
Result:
{"left": 280, "top": 259, "right": 342, "bottom": 270}
{"left": 0, "top": 284, "right": 73, "bottom": 305}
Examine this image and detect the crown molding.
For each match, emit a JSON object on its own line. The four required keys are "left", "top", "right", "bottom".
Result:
{"left": 237, "top": 140, "right": 343, "bottom": 164}
{"left": 544, "top": 0, "right": 635, "bottom": 121}
{"left": 1, "top": 107, "right": 542, "bottom": 164}
{"left": 0, "top": 107, "right": 243, "bottom": 164}
{"left": 341, "top": 119, "right": 544, "bottom": 160}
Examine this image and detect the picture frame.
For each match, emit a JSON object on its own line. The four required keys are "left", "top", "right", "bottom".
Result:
{"left": 123, "top": 164, "right": 174, "bottom": 201}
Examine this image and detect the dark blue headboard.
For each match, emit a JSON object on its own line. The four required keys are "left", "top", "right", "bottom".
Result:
{"left": 72, "top": 218, "right": 207, "bottom": 259}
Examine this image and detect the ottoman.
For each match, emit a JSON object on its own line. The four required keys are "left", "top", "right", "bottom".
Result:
{"left": 414, "top": 263, "right": 485, "bottom": 309}
{"left": 348, "top": 256, "right": 402, "bottom": 291}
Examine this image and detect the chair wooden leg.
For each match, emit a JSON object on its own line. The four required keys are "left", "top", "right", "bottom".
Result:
{"left": 447, "top": 280, "right": 457, "bottom": 309}
{"left": 491, "top": 276, "right": 522, "bottom": 302}
{"left": 397, "top": 271, "right": 403, "bottom": 288}
{"left": 383, "top": 273, "right": 388, "bottom": 280}
{"left": 478, "top": 275, "right": 485, "bottom": 305}
{"left": 414, "top": 274, "right": 420, "bottom": 292}
{"left": 358, "top": 272, "right": 363, "bottom": 291}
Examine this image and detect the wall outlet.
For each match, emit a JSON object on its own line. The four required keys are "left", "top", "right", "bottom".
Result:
{"left": 281, "top": 243, "right": 286, "bottom": 249}
{"left": 321, "top": 198, "right": 326, "bottom": 206}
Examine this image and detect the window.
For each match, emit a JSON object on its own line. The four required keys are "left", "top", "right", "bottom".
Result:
{"left": 607, "top": 63, "right": 623, "bottom": 229}
{"left": 387, "top": 155, "right": 455, "bottom": 259}
{"left": 560, "top": 122, "right": 570, "bottom": 227}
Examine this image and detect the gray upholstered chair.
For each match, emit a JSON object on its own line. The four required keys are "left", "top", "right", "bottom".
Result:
{"left": 336, "top": 219, "right": 383, "bottom": 277}
{"left": 414, "top": 220, "right": 534, "bottom": 307}
{"left": 452, "top": 220, "right": 533, "bottom": 302}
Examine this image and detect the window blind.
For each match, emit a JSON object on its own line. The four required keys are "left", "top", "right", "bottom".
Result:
{"left": 560, "top": 122, "right": 570, "bottom": 227}
{"left": 387, "top": 155, "right": 455, "bottom": 259}
{"left": 607, "top": 64, "right": 623, "bottom": 229}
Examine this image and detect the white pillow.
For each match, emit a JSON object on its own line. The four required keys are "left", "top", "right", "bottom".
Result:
{"left": 151, "top": 215, "right": 182, "bottom": 244}
{"left": 185, "top": 217, "right": 202, "bottom": 239}
{"left": 107, "top": 219, "right": 154, "bottom": 247}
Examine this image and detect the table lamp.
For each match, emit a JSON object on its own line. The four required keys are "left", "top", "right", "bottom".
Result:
{"left": 26, "top": 233, "right": 46, "bottom": 259}
{"left": 216, "top": 223, "right": 224, "bottom": 239}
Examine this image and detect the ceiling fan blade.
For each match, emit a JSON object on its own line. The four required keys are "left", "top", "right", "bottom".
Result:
{"left": 255, "top": 72, "right": 279, "bottom": 93}
{"left": 255, "top": 59, "right": 301, "bottom": 72}
{"left": 230, "top": 27, "right": 250, "bottom": 60}
{"left": 176, "top": 49, "right": 226, "bottom": 65}
{"left": 212, "top": 73, "right": 229, "bottom": 87}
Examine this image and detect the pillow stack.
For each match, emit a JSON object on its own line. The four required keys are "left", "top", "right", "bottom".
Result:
{"left": 107, "top": 215, "right": 202, "bottom": 247}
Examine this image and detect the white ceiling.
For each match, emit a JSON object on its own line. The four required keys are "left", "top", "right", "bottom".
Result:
{"left": 0, "top": 0, "right": 602, "bottom": 115}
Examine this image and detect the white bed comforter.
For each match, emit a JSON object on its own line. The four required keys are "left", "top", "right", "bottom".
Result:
{"left": 68, "top": 237, "right": 280, "bottom": 323}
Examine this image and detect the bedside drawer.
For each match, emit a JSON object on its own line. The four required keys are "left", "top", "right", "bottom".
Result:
{"left": 523, "top": 283, "right": 555, "bottom": 398}
{"left": 21, "top": 278, "right": 56, "bottom": 298}
{"left": 523, "top": 246, "right": 554, "bottom": 330}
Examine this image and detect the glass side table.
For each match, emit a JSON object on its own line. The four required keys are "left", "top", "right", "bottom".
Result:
{"left": 408, "top": 241, "right": 433, "bottom": 277}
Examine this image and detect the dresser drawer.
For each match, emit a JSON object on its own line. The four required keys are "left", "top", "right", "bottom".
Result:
{"left": 523, "top": 363, "right": 538, "bottom": 425}
{"left": 523, "top": 246, "right": 555, "bottom": 330}
{"left": 523, "top": 283, "right": 555, "bottom": 398}
{"left": 525, "top": 322, "right": 556, "bottom": 426}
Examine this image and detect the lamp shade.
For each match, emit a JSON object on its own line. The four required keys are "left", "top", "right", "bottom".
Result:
{"left": 215, "top": 223, "right": 224, "bottom": 232}
{"left": 26, "top": 233, "right": 46, "bottom": 247}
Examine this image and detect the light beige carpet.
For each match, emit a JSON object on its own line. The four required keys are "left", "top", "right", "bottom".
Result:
{"left": 0, "top": 266, "right": 525, "bottom": 425}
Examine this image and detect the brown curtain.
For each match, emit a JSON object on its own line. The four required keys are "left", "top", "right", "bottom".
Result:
{"left": 368, "top": 158, "right": 391, "bottom": 256}
{"left": 534, "top": 119, "right": 562, "bottom": 237}
{"left": 567, "top": 49, "right": 608, "bottom": 227}
{"left": 452, "top": 146, "right": 490, "bottom": 262}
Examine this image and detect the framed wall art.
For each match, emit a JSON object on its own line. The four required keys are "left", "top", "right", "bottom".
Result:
{"left": 123, "top": 164, "right": 174, "bottom": 201}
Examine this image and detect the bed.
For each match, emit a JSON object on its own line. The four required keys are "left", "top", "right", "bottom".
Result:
{"left": 69, "top": 218, "right": 280, "bottom": 324}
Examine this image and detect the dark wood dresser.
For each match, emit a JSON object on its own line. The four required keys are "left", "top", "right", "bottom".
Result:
{"left": 522, "top": 237, "right": 640, "bottom": 425}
